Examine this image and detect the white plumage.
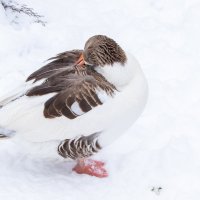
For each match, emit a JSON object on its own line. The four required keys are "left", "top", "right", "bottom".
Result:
{"left": 0, "top": 52, "right": 148, "bottom": 148}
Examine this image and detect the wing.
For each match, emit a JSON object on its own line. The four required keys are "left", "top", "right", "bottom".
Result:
{"left": 26, "top": 53, "right": 117, "bottom": 119}
{"left": 26, "top": 50, "right": 83, "bottom": 82}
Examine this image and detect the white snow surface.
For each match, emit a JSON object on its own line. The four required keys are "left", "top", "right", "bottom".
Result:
{"left": 0, "top": 0, "right": 200, "bottom": 199}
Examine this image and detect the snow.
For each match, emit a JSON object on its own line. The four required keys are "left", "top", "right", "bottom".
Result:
{"left": 0, "top": 0, "right": 200, "bottom": 199}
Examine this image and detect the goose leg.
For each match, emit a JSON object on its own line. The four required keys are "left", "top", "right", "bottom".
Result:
{"left": 58, "top": 133, "right": 108, "bottom": 178}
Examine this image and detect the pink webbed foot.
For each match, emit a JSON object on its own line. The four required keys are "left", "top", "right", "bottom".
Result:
{"left": 73, "top": 159, "right": 108, "bottom": 178}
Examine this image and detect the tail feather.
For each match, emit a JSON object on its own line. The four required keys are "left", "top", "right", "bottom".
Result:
{"left": 0, "top": 127, "right": 15, "bottom": 139}
{"left": 0, "top": 134, "right": 9, "bottom": 139}
{"left": 0, "top": 92, "right": 25, "bottom": 108}
{"left": 0, "top": 87, "right": 27, "bottom": 139}
{"left": 0, "top": 81, "right": 40, "bottom": 108}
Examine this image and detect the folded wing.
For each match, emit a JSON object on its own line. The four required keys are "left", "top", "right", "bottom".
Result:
{"left": 26, "top": 50, "right": 117, "bottom": 119}
{"left": 26, "top": 50, "right": 83, "bottom": 82}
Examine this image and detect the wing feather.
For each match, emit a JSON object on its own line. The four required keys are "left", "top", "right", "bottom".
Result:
{"left": 26, "top": 50, "right": 83, "bottom": 82}
{"left": 26, "top": 50, "right": 117, "bottom": 120}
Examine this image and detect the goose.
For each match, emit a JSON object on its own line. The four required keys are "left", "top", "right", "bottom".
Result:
{"left": 0, "top": 35, "right": 148, "bottom": 178}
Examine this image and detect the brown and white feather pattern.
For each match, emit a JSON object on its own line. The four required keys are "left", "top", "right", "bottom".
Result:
{"left": 26, "top": 50, "right": 117, "bottom": 119}
{"left": 25, "top": 49, "right": 117, "bottom": 159}
{"left": 58, "top": 133, "right": 101, "bottom": 159}
{"left": 26, "top": 50, "right": 83, "bottom": 82}
{"left": 0, "top": 35, "right": 148, "bottom": 161}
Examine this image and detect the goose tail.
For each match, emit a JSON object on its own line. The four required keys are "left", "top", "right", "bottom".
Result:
{"left": 0, "top": 89, "right": 26, "bottom": 109}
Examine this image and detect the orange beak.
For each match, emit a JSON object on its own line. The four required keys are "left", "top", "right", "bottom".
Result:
{"left": 75, "top": 53, "right": 85, "bottom": 67}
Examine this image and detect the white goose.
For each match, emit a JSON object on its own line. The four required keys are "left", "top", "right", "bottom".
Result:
{"left": 0, "top": 35, "right": 148, "bottom": 177}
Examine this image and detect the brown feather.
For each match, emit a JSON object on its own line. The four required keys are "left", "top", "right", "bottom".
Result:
{"left": 27, "top": 67, "right": 116, "bottom": 119}
{"left": 26, "top": 50, "right": 83, "bottom": 82}
{"left": 26, "top": 35, "right": 125, "bottom": 120}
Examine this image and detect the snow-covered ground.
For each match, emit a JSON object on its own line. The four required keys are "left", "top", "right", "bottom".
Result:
{"left": 0, "top": 0, "right": 200, "bottom": 199}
